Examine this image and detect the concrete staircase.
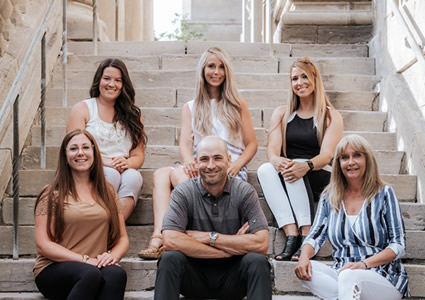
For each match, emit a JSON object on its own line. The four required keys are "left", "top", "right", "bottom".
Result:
{"left": 1, "top": 40, "right": 424, "bottom": 299}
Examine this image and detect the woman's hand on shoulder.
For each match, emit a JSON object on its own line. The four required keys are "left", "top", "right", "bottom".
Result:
{"left": 66, "top": 101, "right": 90, "bottom": 133}
{"left": 295, "top": 256, "right": 312, "bottom": 281}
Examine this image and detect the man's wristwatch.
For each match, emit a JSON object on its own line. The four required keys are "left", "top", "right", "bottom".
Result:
{"left": 209, "top": 231, "right": 219, "bottom": 247}
{"left": 306, "top": 160, "right": 314, "bottom": 172}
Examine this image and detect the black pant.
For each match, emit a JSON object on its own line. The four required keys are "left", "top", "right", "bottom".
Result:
{"left": 154, "top": 250, "right": 272, "bottom": 300}
{"left": 35, "top": 261, "right": 127, "bottom": 300}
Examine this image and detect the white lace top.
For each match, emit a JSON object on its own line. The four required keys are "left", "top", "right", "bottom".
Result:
{"left": 84, "top": 98, "right": 132, "bottom": 159}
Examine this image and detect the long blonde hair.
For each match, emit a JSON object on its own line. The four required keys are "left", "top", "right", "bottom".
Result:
{"left": 192, "top": 47, "right": 242, "bottom": 143}
{"left": 280, "top": 58, "right": 332, "bottom": 156}
{"left": 324, "top": 134, "right": 385, "bottom": 213}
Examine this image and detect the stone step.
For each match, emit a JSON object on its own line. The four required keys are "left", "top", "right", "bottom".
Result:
{"left": 0, "top": 225, "right": 424, "bottom": 260}
{"left": 289, "top": 43, "right": 368, "bottom": 57}
{"left": 68, "top": 41, "right": 369, "bottom": 57}
{"left": 281, "top": 25, "right": 373, "bottom": 44}
{"left": 43, "top": 107, "right": 385, "bottom": 132}
{"left": 30, "top": 124, "right": 396, "bottom": 150}
{"left": 62, "top": 54, "right": 375, "bottom": 75}
{"left": 16, "top": 169, "right": 416, "bottom": 201}
{"left": 20, "top": 146, "right": 404, "bottom": 174}
{"left": 3, "top": 196, "right": 423, "bottom": 230}
{"left": 0, "top": 291, "right": 320, "bottom": 300}
{"left": 0, "top": 258, "right": 424, "bottom": 297}
{"left": 45, "top": 87, "right": 378, "bottom": 111}
{"left": 51, "top": 71, "right": 379, "bottom": 91}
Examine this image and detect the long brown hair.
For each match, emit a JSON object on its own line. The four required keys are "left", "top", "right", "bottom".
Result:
{"left": 34, "top": 129, "right": 121, "bottom": 249}
{"left": 279, "top": 58, "right": 333, "bottom": 156}
{"left": 192, "top": 47, "right": 242, "bottom": 143}
{"left": 90, "top": 58, "right": 147, "bottom": 150}
{"left": 324, "top": 134, "right": 385, "bottom": 213}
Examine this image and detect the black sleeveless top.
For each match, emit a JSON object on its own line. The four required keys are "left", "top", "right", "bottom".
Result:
{"left": 285, "top": 112, "right": 320, "bottom": 159}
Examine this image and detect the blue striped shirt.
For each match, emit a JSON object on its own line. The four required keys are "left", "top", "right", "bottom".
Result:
{"left": 304, "top": 185, "right": 409, "bottom": 296}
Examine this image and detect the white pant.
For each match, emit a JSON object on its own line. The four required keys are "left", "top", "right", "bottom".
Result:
{"left": 257, "top": 162, "right": 311, "bottom": 228}
{"left": 299, "top": 260, "right": 403, "bottom": 300}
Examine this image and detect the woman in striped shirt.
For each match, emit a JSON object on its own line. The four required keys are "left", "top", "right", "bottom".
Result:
{"left": 295, "top": 134, "right": 409, "bottom": 299}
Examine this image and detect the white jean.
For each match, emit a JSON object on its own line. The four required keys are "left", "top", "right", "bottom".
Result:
{"left": 299, "top": 260, "right": 403, "bottom": 300}
{"left": 257, "top": 161, "right": 311, "bottom": 228}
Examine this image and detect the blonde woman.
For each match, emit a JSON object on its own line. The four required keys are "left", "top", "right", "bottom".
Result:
{"left": 257, "top": 58, "right": 343, "bottom": 261}
{"left": 138, "top": 47, "right": 257, "bottom": 259}
{"left": 295, "top": 135, "right": 409, "bottom": 299}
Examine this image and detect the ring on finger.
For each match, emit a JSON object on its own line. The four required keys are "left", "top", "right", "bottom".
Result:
{"left": 289, "top": 176, "right": 293, "bottom": 180}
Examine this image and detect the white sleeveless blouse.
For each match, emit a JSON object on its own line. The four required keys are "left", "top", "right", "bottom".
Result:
{"left": 84, "top": 98, "right": 132, "bottom": 159}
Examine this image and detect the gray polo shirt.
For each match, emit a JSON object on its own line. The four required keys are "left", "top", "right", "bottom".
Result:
{"left": 162, "top": 176, "right": 268, "bottom": 234}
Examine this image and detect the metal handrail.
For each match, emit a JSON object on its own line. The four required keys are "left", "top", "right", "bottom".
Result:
{"left": 0, "top": 0, "right": 60, "bottom": 259}
{"left": 93, "top": 0, "right": 98, "bottom": 55}
{"left": 389, "top": 0, "right": 425, "bottom": 72}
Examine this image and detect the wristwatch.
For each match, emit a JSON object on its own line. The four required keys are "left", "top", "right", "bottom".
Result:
{"left": 209, "top": 231, "right": 219, "bottom": 247}
{"left": 306, "top": 160, "right": 314, "bottom": 172}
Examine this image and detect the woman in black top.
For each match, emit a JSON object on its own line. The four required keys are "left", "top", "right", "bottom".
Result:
{"left": 257, "top": 58, "right": 343, "bottom": 260}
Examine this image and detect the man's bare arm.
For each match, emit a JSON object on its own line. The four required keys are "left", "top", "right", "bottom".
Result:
{"left": 162, "top": 230, "right": 232, "bottom": 259}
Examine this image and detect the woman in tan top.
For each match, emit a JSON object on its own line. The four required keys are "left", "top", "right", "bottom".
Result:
{"left": 34, "top": 129, "right": 129, "bottom": 300}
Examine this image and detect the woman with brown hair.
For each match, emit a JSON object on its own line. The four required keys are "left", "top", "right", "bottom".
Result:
{"left": 34, "top": 129, "right": 129, "bottom": 299}
{"left": 67, "top": 58, "right": 147, "bottom": 220}
{"left": 257, "top": 58, "right": 343, "bottom": 261}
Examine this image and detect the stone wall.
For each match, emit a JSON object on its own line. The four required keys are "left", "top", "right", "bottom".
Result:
{"left": 183, "top": 0, "right": 242, "bottom": 41}
{"left": 0, "top": 0, "right": 63, "bottom": 198}
{"left": 369, "top": 0, "right": 425, "bottom": 202}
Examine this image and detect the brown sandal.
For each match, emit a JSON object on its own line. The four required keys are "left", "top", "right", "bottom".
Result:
{"left": 138, "top": 235, "right": 164, "bottom": 260}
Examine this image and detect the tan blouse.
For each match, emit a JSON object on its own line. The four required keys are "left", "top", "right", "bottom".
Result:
{"left": 33, "top": 194, "right": 122, "bottom": 278}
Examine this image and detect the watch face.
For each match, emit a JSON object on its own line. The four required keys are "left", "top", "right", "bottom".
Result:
{"left": 307, "top": 160, "right": 314, "bottom": 170}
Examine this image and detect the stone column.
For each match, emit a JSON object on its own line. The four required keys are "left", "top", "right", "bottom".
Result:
{"left": 125, "top": 0, "right": 143, "bottom": 40}
{"left": 241, "top": 0, "right": 251, "bottom": 42}
{"left": 124, "top": 0, "right": 153, "bottom": 41}
{"left": 97, "top": 0, "right": 115, "bottom": 40}
{"left": 250, "top": 0, "right": 262, "bottom": 42}
{"left": 142, "top": 0, "right": 153, "bottom": 41}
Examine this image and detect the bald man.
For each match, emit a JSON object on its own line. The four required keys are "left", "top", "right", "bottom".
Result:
{"left": 154, "top": 136, "right": 271, "bottom": 300}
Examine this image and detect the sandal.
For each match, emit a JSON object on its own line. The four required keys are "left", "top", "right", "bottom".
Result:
{"left": 138, "top": 235, "right": 165, "bottom": 260}
{"left": 275, "top": 235, "right": 301, "bottom": 261}
{"left": 291, "top": 236, "right": 307, "bottom": 261}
